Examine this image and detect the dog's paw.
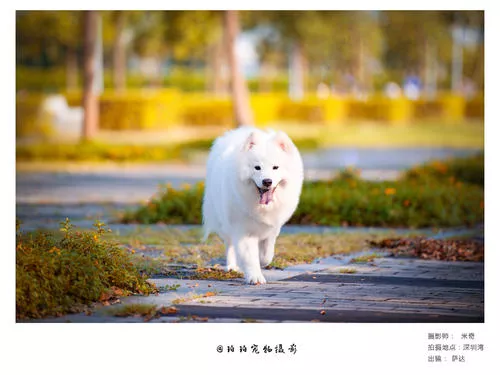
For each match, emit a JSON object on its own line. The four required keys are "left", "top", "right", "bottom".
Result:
{"left": 245, "top": 272, "right": 267, "bottom": 285}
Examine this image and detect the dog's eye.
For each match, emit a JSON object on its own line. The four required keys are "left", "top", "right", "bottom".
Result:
{"left": 254, "top": 166, "right": 261, "bottom": 170}
{"left": 273, "top": 166, "right": 279, "bottom": 170}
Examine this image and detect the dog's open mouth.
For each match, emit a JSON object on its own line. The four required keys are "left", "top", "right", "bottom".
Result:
{"left": 256, "top": 184, "right": 278, "bottom": 205}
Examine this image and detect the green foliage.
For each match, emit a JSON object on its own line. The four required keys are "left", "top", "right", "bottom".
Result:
{"left": 16, "top": 137, "right": 319, "bottom": 162}
{"left": 16, "top": 219, "right": 155, "bottom": 320}
{"left": 121, "top": 162, "right": 484, "bottom": 228}
{"left": 349, "top": 254, "right": 383, "bottom": 263}
{"left": 106, "top": 303, "right": 158, "bottom": 317}
{"left": 291, "top": 178, "right": 482, "bottom": 228}
{"left": 403, "top": 154, "right": 484, "bottom": 186}
{"left": 122, "top": 182, "right": 205, "bottom": 224}
{"left": 16, "top": 142, "right": 182, "bottom": 162}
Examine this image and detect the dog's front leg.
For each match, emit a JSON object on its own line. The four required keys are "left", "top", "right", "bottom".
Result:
{"left": 259, "top": 231, "right": 278, "bottom": 268}
{"left": 233, "top": 235, "right": 266, "bottom": 285}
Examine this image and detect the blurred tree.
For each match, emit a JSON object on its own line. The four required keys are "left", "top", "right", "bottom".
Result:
{"left": 162, "top": 11, "right": 225, "bottom": 94}
{"left": 129, "top": 11, "right": 168, "bottom": 87}
{"left": 16, "top": 11, "right": 83, "bottom": 90}
{"left": 224, "top": 10, "right": 254, "bottom": 126}
{"left": 256, "top": 11, "right": 323, "bottom": 99}
{"left": 82, "top": 11, "right": 99, "bottom": 140}
{"left": 244, "top": 11, "right": 383, "bottom": 97}
{"left": 443, "top": 11, "right": 484, "bottom": 92}
{"left": 111, "top": 11, "right": 127, "bottom": 91}
{"left": 382, "top": 11, "right": 453, "bottom": 96}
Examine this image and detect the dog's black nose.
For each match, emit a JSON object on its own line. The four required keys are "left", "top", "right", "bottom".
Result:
{"left": 262, "top": 179, "right": 272, "bottom": 188}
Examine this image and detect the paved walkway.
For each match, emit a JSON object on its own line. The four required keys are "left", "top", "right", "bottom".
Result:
{"left": 36, "top": 251, "right": 484, "bottom": 323}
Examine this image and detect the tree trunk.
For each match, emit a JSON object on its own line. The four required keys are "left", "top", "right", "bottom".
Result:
{"left": 356, "top": 30, "right": 365, "bottom": 95}
{"left": 259, "top": 62, "right": 272, "bottom": 93}
{"left": 224, "top": 10, "right": 254, "bottom": 126}
{"left": 82, "top": 11, "right": 99, "bottom": 141}
{"left": 451, "top": 24, "right": 464, "bottom": 93}
{"left": 471, "top": 45, "right": 484, "bottom": 91}
{"left": 65, "top": 48, "right": 78, "bottom": 91}
{"left": 423, "top": 38, "right": 437, "bottom": 99}
{"left": 112, "top": 11, "right": 127, "bottom": 92}
{"left": 289, "top": 42, "right": 305, "bottom": 100}
{"left": 208, "top": 39, "right": 227, "bottom": 96}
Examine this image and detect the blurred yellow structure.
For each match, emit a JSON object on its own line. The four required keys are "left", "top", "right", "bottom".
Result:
{"left": 16, "top": 90, "right": 484, "bottom": 137}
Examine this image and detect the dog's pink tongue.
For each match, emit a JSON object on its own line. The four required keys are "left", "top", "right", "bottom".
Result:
{"left": 259, "top": 190, "right": 273, "bottom": 205}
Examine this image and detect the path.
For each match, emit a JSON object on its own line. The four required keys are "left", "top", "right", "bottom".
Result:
{"left": 35, "top": 251, "right": 484, "bottom": 323}
{"left": 16, "top": 147, "right": 480, "bottom": 204}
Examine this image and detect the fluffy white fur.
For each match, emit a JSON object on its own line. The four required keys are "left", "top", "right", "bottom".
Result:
{"left": 202, "top": 126, "right": 304, "bottom": 284}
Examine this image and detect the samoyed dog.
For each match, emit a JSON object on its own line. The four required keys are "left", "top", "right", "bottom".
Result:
{"left": 202, "top": 126, "right": 304, "bottom": 284}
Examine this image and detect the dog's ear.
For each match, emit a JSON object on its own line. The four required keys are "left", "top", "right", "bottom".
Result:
{"left": 274, "top": 131, "right": 293, "bottom": 153}
{"left": 243, "top": 131, "right": 258, "bottom": 151}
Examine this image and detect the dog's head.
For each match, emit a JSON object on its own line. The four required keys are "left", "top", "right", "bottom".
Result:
{"left": 240, "top": 130, "right": 297, "bottom": 205}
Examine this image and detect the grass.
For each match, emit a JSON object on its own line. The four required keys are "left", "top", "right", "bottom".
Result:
{"left": 172, "top": 291, "right": 219, "bottom": 305}
{"left": 16, "top": 219, "right": 156, "bottom": 320}
{"left": 106, "top": 227, "right": 404, "bottom": 271}
{"left": 16, "top": 120, "right": 483, "bottom": 165}
{"left": 121, "top": 154, "right": 484, "bottom": 228}
{"left": 403, "top": 153, "right": 484, "bottom": 186}
{"left": 349, "top": 254, "right": 383, "bottom": 263}
{"left": 16, "top": 136, "right": 318, "bottom": 163}
{"left": 339, "top": 268, "right": 358, "bottom": 274}
{"left": 106, "top": 303, "right": 157, "bottom": 317}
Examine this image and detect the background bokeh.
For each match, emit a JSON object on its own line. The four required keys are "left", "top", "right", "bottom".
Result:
{"left": 16, "top": 10, "right": 483, "bottom": 150}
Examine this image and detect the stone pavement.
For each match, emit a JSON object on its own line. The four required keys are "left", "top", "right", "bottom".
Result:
{"left": 36, "top": 250, "right": 484, "bottom": 323}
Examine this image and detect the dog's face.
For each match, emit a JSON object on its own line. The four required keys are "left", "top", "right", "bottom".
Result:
{"left": 240, "top": 131, "right": 295, "bottom": 205}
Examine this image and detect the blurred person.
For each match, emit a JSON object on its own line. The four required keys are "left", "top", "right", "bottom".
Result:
{"left": 316, "top": 82, "right": 330, "bottom": 99}
{"left": 384, "top": 82, "right": 402, "bottom": 99}
{"left": 403, "top": 72, "right": 422, "bottom": 100}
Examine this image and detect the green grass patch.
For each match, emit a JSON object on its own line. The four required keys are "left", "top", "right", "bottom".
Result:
{"left": 106, "top": 303, "right": 157, "bottom": 317}
{"left": 105, "top": 228, "right": 404, "bottom": 271}
{"left": 349, "top": 254, "right": 383, "bottom": 263}
{"left": 16, "top": 136, "right": 318, "bottom": 163}
{"left": 121, "top": 158, "right": 484, "bottom": 228}
{"left": 403, "top": 153, "right": 484, "bottom": 186}
{"left": 16, "top": 219, "right": 155, "bottom": 320}
{"left": 339, "top": 268, "right": 358, "bottom": 274}
{"left": 188, "top": 268, "right": 243, "bottom": 280}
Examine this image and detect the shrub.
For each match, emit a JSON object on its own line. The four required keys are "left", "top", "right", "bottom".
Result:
{"left": 465, "top": 95, "right": 484, "bottom": 119}
{"left": 121, "top": 169, "right": 484, "bottom": 228}
{"left": 16, "top": 93, "right": 54, "bottom": 138}
{"left": 16, "top": 142, "right": 184, "bottom": 162}
{"left": 289, "top": 178, "right": 483, "bottom": 228}
{"left": 181, "top": 96, "right": 233, "bottom": 126}
{"left": 347, "top": 96, "right": 412, "bottom": 123}
{"left": 403, "top": 154, "right": 484, "bottom": 186}
{"left": 16, "top": 219, "right": 155, "bottom": 320}
{"left": 16, "top": 136, "right": 319, "bottom": 163}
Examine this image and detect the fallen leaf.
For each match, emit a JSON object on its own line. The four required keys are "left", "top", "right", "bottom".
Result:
{"left": 320, "top": 310, "right": 326, "bottom": 315}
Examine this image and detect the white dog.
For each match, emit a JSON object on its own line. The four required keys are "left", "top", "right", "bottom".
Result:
{"left": 202, "top": 126, "right": 304, "bottom": 284}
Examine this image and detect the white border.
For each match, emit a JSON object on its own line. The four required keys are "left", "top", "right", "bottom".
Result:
{"left": 4, "top": 2, "right": 498, "bottom": 374}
